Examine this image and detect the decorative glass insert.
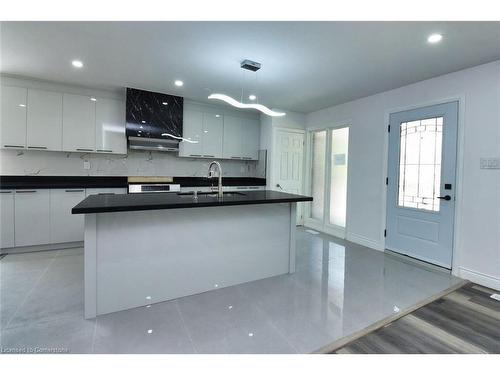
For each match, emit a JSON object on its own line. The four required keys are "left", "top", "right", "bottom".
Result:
{"left": 329, "top": 127, "right": 349, "bottom": 227}
{"left": 398, "top": 117, "right": 443, "bottom": 212}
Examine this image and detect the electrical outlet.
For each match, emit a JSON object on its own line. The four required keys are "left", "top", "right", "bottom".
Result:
{"left": 480, "top": 157, "right": 500, "bottom": 169}
{"left": 83, "top": 160, "right": 91, "bottom": 170}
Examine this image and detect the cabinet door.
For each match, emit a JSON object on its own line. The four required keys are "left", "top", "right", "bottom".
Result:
{"left": 14, "top": 189, "right": 50, "bottom": 247}
{"left": 222, "top": 115, "right": 243, "bottom": 160}
{"left": 26, "top": 89, "right": 63, "bottom": 151}
{"left": 0, "top": 190, "right": 15, "bottom": 248}
{"left": 50, "top": 189, "right": 85, "bottom": 243}
{"left": 95, "top": 98, "right": 126, "bottom": 154}
{"left": 1, "top": 86, "right": 27, "bottom": 149}
{"left": 63, "top": 93, "right": 96, "bottom": 152}
{"left": 178, "top": 110, "right": 203, "bottom": 157}
{"left": 242, "top": 118, "right": 260, "bottom": 160}
{"left": 202, "top": 113, "right": 223, "bottom": 158}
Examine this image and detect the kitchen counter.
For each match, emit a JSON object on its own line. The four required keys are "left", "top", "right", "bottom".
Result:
{"left": 72, "top": 190, "right": 311, "bottom": 214}
{"left": 0, "top": 175, "right": 265, "bottom": 189}
{"left": 78, "top": 189, "right": 312, "bottom": 319}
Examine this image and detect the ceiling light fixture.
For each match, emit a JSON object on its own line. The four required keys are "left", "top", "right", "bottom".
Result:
{"left": 427, "top": 33, "right": 443, "bottom": 44}
{"left": 90, "top": 97, "right": 97, "bottom": 102}
{"left": 208, "top": 60, "right": 285, "bottom": 117}
{"left": 174, "top": 80, "right": 184, "bottom": 87}
{"left": 72, "top": 60, "right": 83, "bottom": 68}
{"left": 209, "top": 94, "right": 285, "bottom": 117}
{"left": 161, "top": 132, "right": 199, "bottom": 144}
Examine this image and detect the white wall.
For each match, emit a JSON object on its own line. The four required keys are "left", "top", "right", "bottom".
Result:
{"left": 0, "top": 75, "right": 259, "bottom": 178}
{"left": 306, "top": 60, "right": 500, "bottom": 289}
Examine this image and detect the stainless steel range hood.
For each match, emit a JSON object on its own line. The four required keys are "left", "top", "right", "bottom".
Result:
{"left": 128, "top": 136, "right": 180, "bottom": 152}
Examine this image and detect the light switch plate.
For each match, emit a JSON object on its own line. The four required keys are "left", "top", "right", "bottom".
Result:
{"left": 83, "top": 160, "right": 91, "bottom": 170}
{"left": 480, "top": 157, "right": 500, "bottom": 169}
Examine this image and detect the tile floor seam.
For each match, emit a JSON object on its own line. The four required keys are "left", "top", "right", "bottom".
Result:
{"left": 174, "top": 300, "right": 198, "bottom": 354}
{"left": 3, "top": 252, "right": 59, "bottom": 330}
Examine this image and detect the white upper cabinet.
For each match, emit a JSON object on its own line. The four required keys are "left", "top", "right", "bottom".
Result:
{"left": 63, "top": 93, "right": 96, "bottom": 152}
{"left": 179, "top": 109, "right": 203, "bottom": 157}
{"left": 202, "top": 113, "right": 224, "bottom": 158}
{"left": 222, "top": 116, "right": 260, "bottom": 160}
{"left": 27, "top": 89, "right": 63, "bottom": 151}
{"left": 241, "top": 118, "right": 260, "bottom": 160}
{"left": 1, "top": 86, "right": 27, "bottom": 149}
{"left": 222, "top": 115, "right": 243, "bottom": 160}
{"left": 95, "top": 98, "right": 126, "bottom": 154}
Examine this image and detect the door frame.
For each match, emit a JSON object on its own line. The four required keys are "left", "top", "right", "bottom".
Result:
{"left": 304, "top": 122, "right": 352, "bottom": 239}
{"left": 382, "top": 95, "right": 466, "bottom": 275}
{"left": 271, "top": 126, "right": 306, "bottom": 225}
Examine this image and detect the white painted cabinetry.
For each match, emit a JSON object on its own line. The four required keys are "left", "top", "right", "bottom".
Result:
{"left": 0, "top": 190, "right": 15, "bottom": 248}
{"left": 95, "top": 98, "right": 126, "bottom": 154}
{"left": 50, "top": 189, "right": 86, "bottom": 243}
{"left": 26, "top": 89, "right": 63, "bottom": 151}
{"left": 1, "top": 86, "right": 27, "bottom": 149}
{"left": 179, "top": 110, "right": 203, "bottom": 157}
{"left": 222, "top": 116, "right": 260, "bottom": 160}
{"left": 14, "top": 189, "right": 51, "bottom": 247}
{"left": 85, "top": 187, "right": 127, "bottom": 196}
{"left": 201, "top": 113, "right": 224, "bottom": 158}
{"left": 63, "top": 94, "right": 96, "bottom": 152}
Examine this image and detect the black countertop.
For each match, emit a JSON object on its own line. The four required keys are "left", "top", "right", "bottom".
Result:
{"left": 72, "top": 190, "right": 312, "bottom": 214}
{"left": 0, "top": 176, "right": 266, "bottom": 190}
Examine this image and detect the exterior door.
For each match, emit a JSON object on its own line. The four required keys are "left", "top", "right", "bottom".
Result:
{"left": 273, "top": 128, "right": 305, "bottom": 223}
{"left": 386, "top": 101, "right": 458, "bottom": 268}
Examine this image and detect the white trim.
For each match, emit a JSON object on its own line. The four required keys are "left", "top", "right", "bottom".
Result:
{"left": 458, "top": 267, "right": 500, "bottom": 291}
{"left": 346, "top": 232, "right": 384, "bottom": 251}
{"left": 382, "top": 95, "right": 466, "bottom": 274}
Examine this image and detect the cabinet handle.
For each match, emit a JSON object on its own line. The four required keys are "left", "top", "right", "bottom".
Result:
{"left": 203, "top": 155, "right": 215, "bottom": 158}
{"left": 231, "top": 156, "right": 242, "bottom": 159}
{"left": 28, "top": 146, "right": 47, "bottom": 150}
{"left": 65, "top": 189, "right": 84, "bottom": 193}
{"left": 0, "top": 190, "right": 13, "bottom": 193}
{"left": 189, "top": 154, "right": 202, "bottom": 157}
{"left": 16, "top": 190, "right": 37, "bottom": 193}
{"left": 76, "top": 148, "right": 94, "bottom": 152}
{"left": 3, "top": 145, "right": 24, "bottom": 149}
{"left": 97, "top": 149, "right": 113, "bottom": 153}
{"left": 242, "top": 157, "right": 252, "bottom": 160}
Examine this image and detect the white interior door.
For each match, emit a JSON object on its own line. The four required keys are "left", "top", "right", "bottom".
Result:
{"left": 273, "top": 128, "right": 305, "bottom": 224}
{"left": 386, "top": 101, "right": 458, "bottom": 268}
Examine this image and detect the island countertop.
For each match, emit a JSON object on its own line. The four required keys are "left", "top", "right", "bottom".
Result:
{"left": 72, "top": 190, "right": 313, "bottom": 214}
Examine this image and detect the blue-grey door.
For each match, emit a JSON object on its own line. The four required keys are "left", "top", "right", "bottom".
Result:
{"left": 386, "top": 101, "right": 458, "bottom": 268}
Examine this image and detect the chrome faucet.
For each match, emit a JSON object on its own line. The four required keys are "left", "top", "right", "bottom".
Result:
{"left": 207, "top": 161, "right": 223, "bottom": 198}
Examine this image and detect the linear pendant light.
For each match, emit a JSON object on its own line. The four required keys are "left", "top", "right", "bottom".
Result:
{"left": 208, "top": 94, "right": 285, "bottom": 117}
{"left": 208, "top": 59, "right": 286, "bottom": 117}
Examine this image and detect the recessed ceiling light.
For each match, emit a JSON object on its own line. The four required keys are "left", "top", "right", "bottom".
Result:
{"left": 427, "top": 33, "right": 443, "bottom": 44}
{"left": 174, "top": 80, "right": 184, "bottom": 87}
{"left": 19, "top": 104, "right": 26, "bottom": 107}
{"left": 90, "top": 97, "right": 97, "bottom": 102}
{"left": 72, "top": 60, "right": 83, "bottom": 68}
{"left": 215, "top": 114, "right": 221, "bottom": 118}
{"left": 249, "top": 95, "right": 257, "bottom": 101}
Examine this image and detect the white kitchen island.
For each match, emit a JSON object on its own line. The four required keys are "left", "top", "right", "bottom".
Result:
{"left": 72, "top": 190, "right": 312, "bottom": 318}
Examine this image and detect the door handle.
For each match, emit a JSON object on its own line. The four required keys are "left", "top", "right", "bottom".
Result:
{"left": 437, "top": 195, "right": 452, "bottom": 201}
{"left": 276, "top": 184, "right": 283, "bottom": 190}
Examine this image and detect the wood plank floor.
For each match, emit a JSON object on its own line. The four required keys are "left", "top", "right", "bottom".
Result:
{"left": 334, "top": 283, "right": 500, "bottom": 354}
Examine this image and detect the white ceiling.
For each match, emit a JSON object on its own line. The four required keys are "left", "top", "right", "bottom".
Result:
{"left": 2, "top": 21, "right": 500, "bottom": 113}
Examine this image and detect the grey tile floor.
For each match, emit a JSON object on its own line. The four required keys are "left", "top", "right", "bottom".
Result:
{"left": 0, "top": 228, "right": 462, "bottom": 354}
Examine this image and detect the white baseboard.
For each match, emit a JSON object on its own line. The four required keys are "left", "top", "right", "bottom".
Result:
{"left": 458, "top": 267, "right": 500, "bottom": 291}
{"left": 346, "top": 232, "right": 384, "bottom": 251}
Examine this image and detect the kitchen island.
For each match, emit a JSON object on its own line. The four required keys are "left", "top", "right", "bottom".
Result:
{"left": 72, "top": 190, "right": 312, "bottom": 318}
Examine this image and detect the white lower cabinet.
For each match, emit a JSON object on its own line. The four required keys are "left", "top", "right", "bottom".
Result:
{"left": 85, "top": 187, "right": 127, "bottom": 196}
{"left": 14, "top": 189, "right": 51, "bottom": 247}
{"left": 0, "top": 190, "right": 15, "bottom": 248}
{"left": 50, "top": 189, "right": 85, "bottom": 243}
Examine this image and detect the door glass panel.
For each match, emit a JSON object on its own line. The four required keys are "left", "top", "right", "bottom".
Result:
{"left": 311, "top": 130, "right": 326, "bottom": 220}
{"left": 398, "top": 117, "right": 443, "bottom": 211}
{"left": 329, "top": 127, "right": 349, "bottom": 227}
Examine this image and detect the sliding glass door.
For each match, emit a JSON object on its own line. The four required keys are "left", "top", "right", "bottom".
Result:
{"left": 306, "top": 126, "right": 349, "bottom": 237}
